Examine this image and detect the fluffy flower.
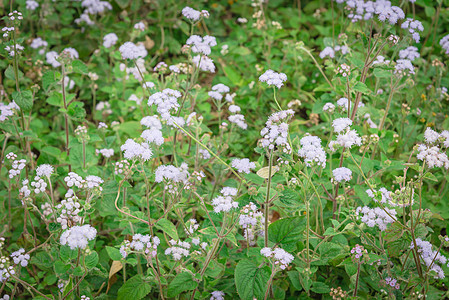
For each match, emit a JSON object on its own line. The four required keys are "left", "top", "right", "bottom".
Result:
{"left": 298, "top": 135, "right": 326, "bottom": 167}
{"left": 231, "top": 158, "right": 256, "bottom": 174}
{"left": 103, "top": 33, "right": 118, "bottom": 48}
{"left": 259, "top": 69, "right": 287, "bottom": 89}
{"left": 36, "top": 164, "right": 54, "bottom": 178}
{"left": 120, "top": 139, "right": 153, "bottom": 161}
{"left": 60, "top": 225, "right": 97, "bottom": 250}
{"left": 332, "top": 117, "right": 353, "bottom": 133}
{"left": 332, "top": 167, "right": 352, "bottom": 182}
{"left": 119, "top": 42, "right": 148, "bottom": 59}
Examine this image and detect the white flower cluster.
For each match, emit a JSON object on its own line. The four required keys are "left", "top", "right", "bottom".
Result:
{"left": 75, "top": 0, "right": 112, "bottom": 26}
{"left": 0, "top": 254, "right": 14, "bottom": 282}
{"left": 260, "top": 110, "right": 294, "bottom": 152}
{"left": 185, "top": 219, "right": 199, "bottom": 235}
{"left": 120, "top": 234, "right": 160, "bottom": 259}
{"left": 259, "top": 69, "right": 287, "bottom": 89}
{"left": 228, "top": 112, "right": 248, "bottom": 130}
{"left": 134, "top": 21, "right": 146, "bottom": 31}
{"left": 121, "top": 139, "right": 153, "bottom": 161}
{"left": 141, "top": 115, "right": 164, "bottom": 146}
{"left": 186, "top": 35, "right": 217, "bottom": 55}
{"left": 332, "top": 117, "right": 353, "bottom": 133}
{"left": 192, "top": 55, "right": 215, "bottom": 73}
{"left": 239, "top": 202, "right": 264, "bottom": 246}
{"left": 7, "top": 154, "right": 26, "bottom": 179}
{"left": 211, "top": 187, "right": 239, "bottom": 213}
{"left": 330, "top": 128, "right": 362, "bottom": 150}
{"left": 155, "top": 163, "right": 190, "bottom": 193}
{"left": 147, "top": 88, "right": 182, "bottom": 123}
{"left": 36, "top": 164, "right": 54, "bottom": 178}
{"left": 260, "top": 247, "right": 294, "bottom": 270}
{"left": 30, "top": 37, "right": 48, "bottom": 54}
{"left": 208, "top": 84, "right": 230, "bottom": 101}
{"left": 319, "top": 44, "right": 350, "bottom": 59}
{"left": 416, "top": 128, "right": 449, "bottom": 169}
{"left": 198, "top": 149, "right": 211, "bottom": 159}
{"left": 165, "top": 240, "right": 190, "bottom": 260}
{"left": 338, "top": 0, "right": 404, "bottom": 25}
{"left": 394, "top": 59, "right": 415, "bottom": 76}
{"left": 30, "top": 176, "right": 47, "bottom": 194}
{"left": 231, "top": 158, "right": 256, "bottom": 174}
{"left": 119, "top": 42, "right": 148, "bottom": 60}
{"left": 399, "top": 46, "right": 420, "bottom": 61}
{"left": 401, "top": 18, "right": 424, "bottom": 43}
{"left": 96, "top": 148, "right": 114, "bottom": 158}
{"left": 332, "top": 167, "right": 352, "bottom": 183}
{"left": 384, "top": 277, "right": 400, "bottom": 290}
{"left": 56, "top": 194, "right": 82, "bottom": 230}
{"left": 182, "top": 6, "right": 209, "bottom": 22}
{"left": 336, "top": 97, "right": 364, "bottom": 111}
{"left": 337, "top": 63, "right": 350, "bottom": 77}
{"left": 298, "top": 135, "right": 326, "bottom": 167}
{"left": 0, "top": 101, "right": 19, "bottom": 122}
{"left": 210, "top": 291, "right": 225, "bottom": 300}
{"left": 10, "top": 248, "right": 29, "bottom": 267}
{"left": 86, "top": 175, "right": 104, "bottom": 191}
{"left": 366, "top": 187, "right": 395, "bottom": 206}
{"left": 103, "top": 33, "right": 118, "bottom": 48}
{"left": 114, "top": 160, "right": 131, "bottom": 176}
{"left": 410, "top": 238, "right": 447, "bottom": 279}
{"left": 4, "top": 44, "right": 24, "bottom": 57}
{"left": 355, "top": 206, "right": 397, "bottom": 231}
{"left": 1, "top": 26, "right": 14, "bottom": 38}
{"left": 440, "top": 34, "right": 449, "bottom": 55}
{"left": 60, "top": 225, "right": 97, "bottom": 250}
{"left": 26, "top": 1, "right": 39, "bottom": 10}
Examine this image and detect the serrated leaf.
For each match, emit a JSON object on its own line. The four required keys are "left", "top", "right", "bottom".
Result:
{"left": 154, "top": 218, "right": 178, "bottom": 240}
{"left": 235, "top": 259, "right": 270, "bottom": 300}
{"left": 167, "top": 272, "right": 198, "bottom": 297}
{"left": 117, "top": 274, "right": 151, "bottom": 300}
{"left": 353, "top": 81, "right": 371, "bottom": 95}
{"left": 268, "top": 217, "right": 306, "bottom": 245}
{"left": 85, "top": 252, "right": 99, "bottom": 269}
{"left": 106, "top": 246, "right": 123, "bottom": 261}
{"left": 42, "top": 70, "right": 59, "bottom": 91}
{"left": 12, "top": 90, "right": 33, "bottom": 112}
{"left": 72, "top": 60, "right": 88, "bottom": 74}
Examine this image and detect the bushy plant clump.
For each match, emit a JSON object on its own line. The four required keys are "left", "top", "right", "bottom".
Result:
{"left": 0, "top": 0, "right": 449, "bottom": 299}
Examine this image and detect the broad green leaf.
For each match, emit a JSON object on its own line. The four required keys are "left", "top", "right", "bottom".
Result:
{"left": 235, "top": 259, "right": 270, "bottom": 300}
{"left": 85, "top": 252, "right": 99, "bottom": 269}
{"left": 106, "top": 246, "right": 123, "bottom": 261}
{"left": 117, "top": 274, "right": 151, "bottom": 300}
{"left": 353, "top": 81, "right": 371, "bottom": 95}
{"left": 167, "top": 272, "right": 198, "bottom": 297}
{"left": 12, "top": 90, "right": 33, "bottom": 112}
{"left": 268, "top": 217, "right": 306, "bottom": 245}
{"left": 67, "top": 101, "right": 86, "bottom": 121}
{"left": 155, "top": 218, "right": 178, "bottom": 240}
{"left": 72, "top": 60, "right": 88, "bottom": 74}
{"left": 373, "top": 68, "right": 391, "bottom": 78}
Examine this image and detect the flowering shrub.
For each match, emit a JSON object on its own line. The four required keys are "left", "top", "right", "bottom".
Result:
{"left": 0, "top": 0, "right": 449, "bottom": 299}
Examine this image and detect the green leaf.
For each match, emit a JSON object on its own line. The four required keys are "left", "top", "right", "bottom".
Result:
{"left": 268, "top": 217, "right": 306, "bottom": 245}
{"left": 12, "top": 90, "right": 33, "bottom": 112}
{"left": 67, "top": 101, "right": 86, "bottom": 121}
{"left": 85, "top": 252, "right": 99, "bottom": 269}
{"left": 54, "top": 260, "right": 71, "bottom": 274}
{"left": 5, "top": 65, "right": 16, "bottom": 80}
{"left": 41, "top": 146, "right": 62, "bottom": 157}
{"left": 279, "top": 188, "right": 301, "bottom": 207}
{"left": 373, "top": 68, "right": 392, "bottom": 78}
{"left": 167, "top": 272, "right": 198, "bottom": 298}
{"left": 42, "top": 70, "right": 59, "bottom": 91}
{"left": 223, "top": 65, "right": 242, "bottom": 85}
{"left": 353, "top": 81, "right": 371, "bottom": 95}
{"left": 106, "top": 246, "right": 123, "bottom": 261}
{"left": 311, "top": 281, "right": 331, "bottom": 293}
{"left": 235, "top": 259, "right": 270, "bottom": 300}
{"left": 60, "top": 245, "right": 78, "bottom": 262}
{"left": 117, "top": 275, "right": 151, "bottom": 300}
{"left": 72, "top": 60, "right": 88, "bottom": 74}
{"left": 155, "top": 218, "right": 178, "bottom": 240}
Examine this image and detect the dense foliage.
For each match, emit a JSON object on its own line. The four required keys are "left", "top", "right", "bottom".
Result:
{"left": 1, "top": 0, "right": 449, "bottom": 299}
